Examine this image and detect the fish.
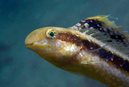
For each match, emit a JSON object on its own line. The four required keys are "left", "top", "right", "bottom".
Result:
{"left": 25, "top": 16, "right": 129, "bottom": 87}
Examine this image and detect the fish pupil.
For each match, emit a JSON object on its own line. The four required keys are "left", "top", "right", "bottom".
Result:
{"left": 49, "top": 32, "right": 55, "bottom": 37}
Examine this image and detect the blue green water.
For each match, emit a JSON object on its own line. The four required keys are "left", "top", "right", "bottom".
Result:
{"left": 0, "top": 0, "right": 129, "bottom": 87}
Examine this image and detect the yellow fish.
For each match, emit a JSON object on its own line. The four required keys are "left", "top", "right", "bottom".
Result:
{"left": 25, "top": 16, "right": 129, "bottom": 87}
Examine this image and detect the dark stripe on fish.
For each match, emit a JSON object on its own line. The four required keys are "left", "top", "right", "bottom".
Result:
{"left": 74, "top": 19, "right": 128, "bottom": 45}
{"left": 75, "top": 19, "right": 103, "bottom": 30}
{"left": 97, "top": 48, "right": 129, "bottom": 72}
{"left": 80, "top": 19, "right": 103, "bottom": 29}
{"left": 56, "top": 32, "right": 129, "bottom": 73}
{"left": 56, "top": 32, "right": 82, "bottom": 46}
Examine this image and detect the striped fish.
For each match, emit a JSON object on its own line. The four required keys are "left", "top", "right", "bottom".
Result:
{"left": 25, "top": 16, "right": 129, "bottom": 87}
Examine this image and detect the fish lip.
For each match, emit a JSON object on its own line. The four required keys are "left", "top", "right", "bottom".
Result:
{"left": 25, "top": 43, "right": 34, "bottom": 48}
{"left": 25, "top": 42, "right": 48, "bottom": 49}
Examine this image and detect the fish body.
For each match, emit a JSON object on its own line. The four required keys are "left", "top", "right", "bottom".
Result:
{"left": 25, "top": 16, "right": 129, "bottom": 87}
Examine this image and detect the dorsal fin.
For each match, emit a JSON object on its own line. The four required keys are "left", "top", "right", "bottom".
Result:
{"left": 71, "top": 16, "right": 129, "bottom": 60}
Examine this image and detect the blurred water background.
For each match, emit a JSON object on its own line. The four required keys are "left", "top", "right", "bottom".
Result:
{"left": 0, "top": 0, "right": 129, "bottom": 87}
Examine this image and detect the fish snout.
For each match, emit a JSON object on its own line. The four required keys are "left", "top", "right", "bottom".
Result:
{"left": 25, "top": 29, "right": 43, "bottom": 48}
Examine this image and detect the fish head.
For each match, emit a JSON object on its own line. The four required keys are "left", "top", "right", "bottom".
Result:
{"left": 25, "top": 27, "right": 84, "bottom": 67}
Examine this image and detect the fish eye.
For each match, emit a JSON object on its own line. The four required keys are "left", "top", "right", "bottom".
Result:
{"left": 49, "top": 32, "right": 55, "bottom": 37}
{"left": 46, "top": 29, "right": 56, "bottom": 38}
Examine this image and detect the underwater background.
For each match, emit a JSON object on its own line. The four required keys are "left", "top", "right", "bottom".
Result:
{"left": 0, "top": 0, "right": 129, "bottom": 87}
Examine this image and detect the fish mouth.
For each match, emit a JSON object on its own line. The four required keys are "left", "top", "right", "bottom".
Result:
{"left": 25, "top": 29, "right": 43, "bottom": 49}
{"left": 25, "top": 32, "right": 47, "bottom": 50}
{"left": 25, "top": 34, "right": 35, "bottom": 48}
{"left": 25, "top": 43, "right": 34, "bottom": 48}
